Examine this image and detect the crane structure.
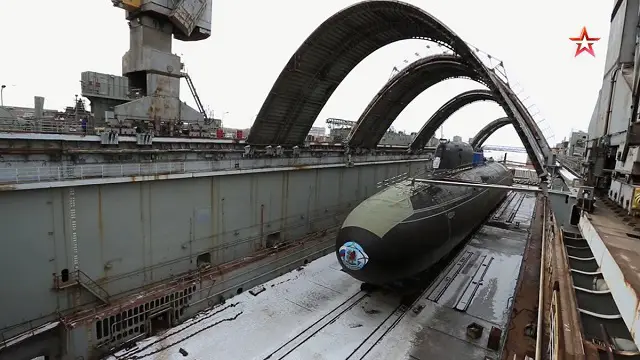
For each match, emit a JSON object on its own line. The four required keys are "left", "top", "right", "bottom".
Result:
{"left": 326, "top": 117, "right": 357, "bottom": 129}
{"left": 110, "top": 0, "right": 213, "bottom": 128}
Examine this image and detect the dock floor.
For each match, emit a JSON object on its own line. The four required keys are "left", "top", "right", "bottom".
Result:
{"left": 368, "top": 193, "right": 536, "bottom": 360}
{"left": 107, "top": 192, "right": 538, "bottom": 360}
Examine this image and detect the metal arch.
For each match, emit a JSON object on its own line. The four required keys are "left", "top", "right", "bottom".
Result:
{"left": 408, "top": 89, "right": 497, "bottom": 151}
{"left": 488, "top": 73, "right": 550, "bottom": 177}
{"left": 247, "top": 0, "right": 490, "bottom": 147}
{"left": 246, "top": 0, "right": 550, "bottom": 178}
{"left": 470, "top": 117, "right": 513, "bottom": 149}
{"left": 500, "top": 78, "right": 551, "bottom": 152}
{"left": 347, "top": 55, "right": 487, "bottom": 149}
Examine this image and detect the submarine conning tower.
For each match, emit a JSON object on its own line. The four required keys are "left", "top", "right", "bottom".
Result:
{"left": 432, "top": 138, "right": 475, "bottom": 170}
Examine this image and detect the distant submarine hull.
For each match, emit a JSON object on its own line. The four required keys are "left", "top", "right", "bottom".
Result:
{"left": 335, "top": 161, "right": 513, "bottom": 286}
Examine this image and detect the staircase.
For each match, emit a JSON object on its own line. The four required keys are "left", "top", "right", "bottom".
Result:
{"left": 182, "top": 72, "right": 210, "bottom": 124}
{"left": 54, "top": 270, "right": 110, "bottom": 305}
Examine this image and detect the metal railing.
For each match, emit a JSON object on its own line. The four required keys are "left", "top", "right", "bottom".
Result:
{"left": 0, "top": 319, "right": 60, "bottom": 350}
{"left": 53, "top": 269, "right": 111, "bottom": 304}
{"left": 0, "top": 117, "right": 95, "bottom": 135}
{"left": 0, "top": 162, "right": 188, "bottom": 184}
{"left": 556, "top": 154, "right": 583, "bottom": 175}
{"left": 0, "top": 155, "right": 427, "bottom": 185}
{"left": 76, "top": 270, "right": 111, "bottom": 304}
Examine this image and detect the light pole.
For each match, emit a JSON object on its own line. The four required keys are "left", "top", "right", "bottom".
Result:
{"left": 1, "top": 85, "right": 6, "bottom": 107}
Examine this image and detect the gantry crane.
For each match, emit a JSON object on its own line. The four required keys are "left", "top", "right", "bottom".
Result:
{"left": 110, "top": 0, "right": 213, "bottom": 127}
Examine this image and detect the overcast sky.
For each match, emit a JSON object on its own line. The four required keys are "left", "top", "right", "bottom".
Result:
{"left": 0, "top": 0, "right": 612, "bottom": 147}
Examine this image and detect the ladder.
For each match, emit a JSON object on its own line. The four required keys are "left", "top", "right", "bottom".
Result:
{"left": 182, "top": 72, "right": 210, "bottom": 124}
{"left": 68, "top": 187, "right": 82, "bottom": 307}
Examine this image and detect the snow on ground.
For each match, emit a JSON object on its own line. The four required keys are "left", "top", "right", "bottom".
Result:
{"left": 279, "top": 293, "right": 400, "bottom": 360}
{"left": 107, "top": 254, "right": 367, "bottom": 360}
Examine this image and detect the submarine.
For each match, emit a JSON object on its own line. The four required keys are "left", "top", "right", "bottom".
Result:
{"left": 336, "top": 139, "right": 513, "bottom": 286}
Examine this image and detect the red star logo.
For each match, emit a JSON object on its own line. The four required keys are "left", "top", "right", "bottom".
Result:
{"left": 569, "top": 27, "right": 600, "bottom": 57}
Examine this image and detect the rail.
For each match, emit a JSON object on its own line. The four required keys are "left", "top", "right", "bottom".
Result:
{"left": 76, "top": 270, "right": 111, "bottom": 304}
{"left": 53, "top": 269, "right": 110, "bottom": 304}
{"left": 556, "top": 156, "right": 582, "bottom": 178}
{"left": 540, "top": 198, "right": 588, "bottom": 359}
{"left": 0, "top": 319, "right": 60, "bottom": 350}
{"left": 0, "top": 155, "right": 432, "bottom": 185}
{"left": 549, "top": 287, "right": 559, "bottom": 360}
{"left": 0, "top": 117, "right": 95, "bottom": 135}
{"left": 535, "top": 200, "right": 546, "bottom": 360}
{"left": 0, "top": 162, "right": 188, "bottom": 184}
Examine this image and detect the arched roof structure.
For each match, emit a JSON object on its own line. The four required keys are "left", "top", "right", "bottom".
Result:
{"left": 407, "top": 89, "right": 498, "bottom": 151}
{"left": 470, "top": 117, "right": 512, "bottom": 149}
{"left": 346, "top": 55, "right": 486, "bottom": 148}
{"left": 246, "top": 0, "right": 550, "bottom": 177}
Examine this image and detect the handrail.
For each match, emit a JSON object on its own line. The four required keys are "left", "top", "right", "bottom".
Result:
{"left": 0, "top": 162, "right": 187, "bottom": 184}
{"left": 0, "top": 318, "right": 56, "bottom": 350}
{"left": 52, "top": 269, "right": 110, "bottom": 304}
{"left": 76, "top": 269, "right": 110, "bottom": 302}
{"left": 550, "top": 289, "right": 559, "bottom": 360}
{"left": 535, "top": 200, "right": 546, "bottom": 360}
{"left": 0, "top": 155, "right": 430, "bottom": 185}
{"left": 0, "top": 117, "right": 95, "bottom": 135}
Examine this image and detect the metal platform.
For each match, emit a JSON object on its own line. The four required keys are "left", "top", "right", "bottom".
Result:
{"left": 511, "top": 167, "right": 539, "bottom": 186}
{"left": 577, "top": 198, "right": 640, "bottom": 351}
{"left": 105, "top": 192, "right": 537, "bottom": 360}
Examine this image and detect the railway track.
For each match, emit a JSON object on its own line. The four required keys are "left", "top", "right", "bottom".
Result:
{"left": 342, "top": 301, "right": 410, "bottom": 360}
{"left": 260, "top": 291, "right": 368, "bottom": 359}
{"left": 260, "top": 289, "right": 415, "bottom": 360}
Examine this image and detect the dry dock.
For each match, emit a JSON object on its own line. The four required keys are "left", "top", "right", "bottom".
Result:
{"left": 106, "top": 191, "right": 539, "bottom": 360}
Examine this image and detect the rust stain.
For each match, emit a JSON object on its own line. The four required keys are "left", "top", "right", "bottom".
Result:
{"left": 553, "top": 209, "right": 593, "bottom": 358}
{"left": 0, "top": 184, "right": 17, "bottom": 191}
{"left": 583, "top": 341, "right": 604, "bottom": 360}
{"left": 128, "top": 174, "right": 171, "bottom": 183}
{"left": 501, "top": 195, "right": 543, "bottom": 360}
{"left": 292, "top": 164, "right": 311, "bottom": 170}
{"left": 1, "top": 148, "right": 61, "bottom": 155}
{"left": 152, "top": 174, "right": 169, "bottom": 181}
{"left": 98, "top": 187, "right": 105, "bottom": 278}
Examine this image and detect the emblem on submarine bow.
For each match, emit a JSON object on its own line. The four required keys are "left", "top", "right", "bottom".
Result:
{"left": 338, "top": 242, "right": 369, "bottom": 271}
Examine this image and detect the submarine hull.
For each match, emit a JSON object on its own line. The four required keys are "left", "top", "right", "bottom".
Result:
{"left": 336, "top": 161, "right": 513, "bottom": 286}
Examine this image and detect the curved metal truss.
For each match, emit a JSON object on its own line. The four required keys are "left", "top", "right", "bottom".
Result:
{"left": 407, "top": 89, "right": 498, "bottom": 152}
{"left": 347, "top": 55, "right": 487, "bottom": 148}
{"left": 470, "top": 117, "right": 513, "bottom": 149}
{"left": 246, "top": 0, "right": 551, "bottom": 178}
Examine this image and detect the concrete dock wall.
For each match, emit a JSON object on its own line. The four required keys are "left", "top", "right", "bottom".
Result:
{"left": 0, "top": 159, "right": 429, "bottom": 341}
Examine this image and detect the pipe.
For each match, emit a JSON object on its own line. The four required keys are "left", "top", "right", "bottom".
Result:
{"left": 604, "top": 67, "right": 621, "bottom": 136}
{"left": 535, "top": 200, "right": 547, "bottom": 360}
{"left": 411, "top": 178, "right": 542, "bottom": 193}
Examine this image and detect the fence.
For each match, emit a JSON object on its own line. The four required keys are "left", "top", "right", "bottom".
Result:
{"left": 0, "top": 118, "right": 95, "bottom": 135}
{"left": 0, "top": 162, "right": 192, "bottom": 184}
